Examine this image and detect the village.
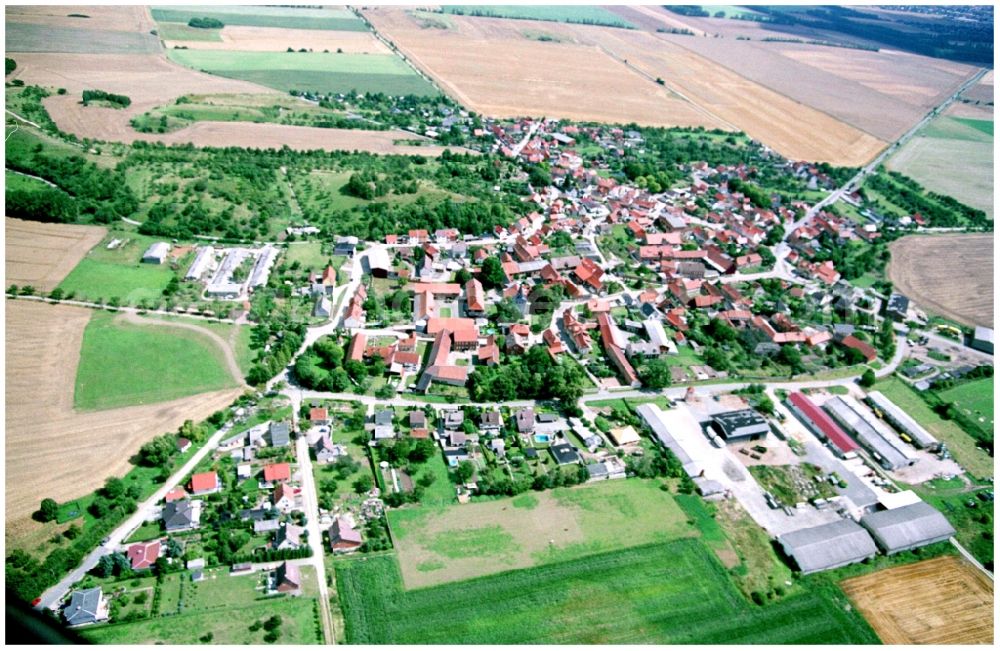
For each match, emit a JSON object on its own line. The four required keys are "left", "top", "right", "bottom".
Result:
{"left": 44, "top": 115, "right": 993, "bottom": 639}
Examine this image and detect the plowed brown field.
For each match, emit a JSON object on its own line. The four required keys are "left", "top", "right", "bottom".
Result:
{"left": 4, "top": 301, "right": 240, "bottom": 546}
{"left": 888, "top": 234, "right": 993, "bottom": 328}
{"left": 5, "top": 217, "right": 106, "bottom": 292}
{"left": 841, "top": 556, "right": 993, "bottom": 644}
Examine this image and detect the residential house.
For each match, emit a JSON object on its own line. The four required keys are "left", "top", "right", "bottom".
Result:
{"left": 274, "top": 561, "right": 301, "bottom": 594}
{"left": 189, "top": 471, "right": 220, "bottom": 496}
{"left": 64, "top": 588, "right": 109, "bottom": 627}
{"left": 163, "top": 499, "right": 202, "bottom": 532}
{"left": 274, "top": 523, "right": 305, "bottom": 551}
{"left": 329, "top": 516, "right": 363, "bottom": 552}
{"left": 273, "top": 483, "right": 299, "bottom": 513}
{"left": 515, "top": 408, "right": 536, "bottom": 434}
{"left": 263, "top": 463, "right": 291, "bottom": 485}
{"left": 126, "top": 540, "right": 161, "bottom": 571}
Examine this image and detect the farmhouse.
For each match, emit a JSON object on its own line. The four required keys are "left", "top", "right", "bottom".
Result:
{"left": 778, "top": 519, "right": 878, "bottom": 574}
{"left": 865, "top": 392, "right": 939, "bottom": 450}
{"left": 329, "top": 516, "right": 363, "bottom": 552}
{"left": 860, "top": 502, "right": 956, "bottom": 554}
{"left": 141, "top": 241, "right": 170, "bottom": 264}
{"left": 63, "top": 587, "right": 108, "bottom": 627}
{"left": 126, "top": 540, "right": 161, "bottom": 571}
{"left": 710, "top": 409, "right": 770, "bottom": 442}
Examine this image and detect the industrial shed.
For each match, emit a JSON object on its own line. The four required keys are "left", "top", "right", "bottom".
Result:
{"left": 778, "top": 519, "right": 878, "bottom": 574}
{"left": 860, "top": 502, "right": 956, "bottom": 554}
{"left": 787, "top": 392, "right": 859, "bottom": 458}
{"left": 636, "top": 403, "right": 705, "bottom": 477}
{"left": 710, "top": 409, "right": 770, "bottom": 442}
{"left": 824, "top": 397, "right": 917, "bottom": 471}
{"left": 865, "top": 392, "right": 939, "bottom": 450}
{"left": 141, "top": 241, "right": 170, "bottom": 264}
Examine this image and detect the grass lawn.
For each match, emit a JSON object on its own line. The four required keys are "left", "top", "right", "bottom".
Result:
{"left": 125, "top": 520, "right": 163, "bottom": 543}
{"left": 387, "top": 479, "right": 695, "bottom": 589}
{"left": 284, "top": 241, "right": 334, "bottom": 271}
{"left": 74, "top": 310, "right": 238, "bottom": 410}
{"left": 911, "top": 478, "right": 994, "bottom": 568}
{"left": 167, "top": 50, "right": 438, "bottom": 96}
{"left": 335, "top": 539, "right": 879, "bottom": 644}
{"left": 936, "top": 377, "right": 994, "bottom": 431}
{"left": 872, "top": 377, "right": 994, "bottom": 479}
{"left": 58, "top": 258, "right": 174, "bottom": 305}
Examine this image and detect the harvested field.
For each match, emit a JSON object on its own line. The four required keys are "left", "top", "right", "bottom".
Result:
{"left": 164, "top": 25, "right": 390, "bottom": 53}
{"left": 362, "top": 7, "right": 722, "bottom": 130}
{"left": 946, "top": 101, "right": 993, "bottom": 120}
{"left": 888, "top": 234, "right": 993, "bottom": 328}
{"left": 365, "top": 8, "right": 886, "bottom": 165}
{"left": 841, "top": 556, "right": 993, "bottom": 644}
{"left": 388, "top": 479, "right": 695, "bottom": 589}
{"left": 4, "top": 301, "right": 240, "bottom": 535}
{"left": 5, "top": 217, "right": 107, "bottom": 292}
{"left": 658, "top": 36, "right": 976, "bottom": 141}
{"left": 150, "top": 5, "right": 365, "bottom": 31}
{"left": 962, "top": 69, "right": 994, "bottom": 104}
{"left": 4, "top": 5, "right": 154, "bottom": 33}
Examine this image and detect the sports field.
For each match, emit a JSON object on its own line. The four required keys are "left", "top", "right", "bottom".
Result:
{"left": 151, "top": 5, "right": 366, "bottom": 31}
{"left": 937, "top": 377, "right": 994, "bottom": 432}
{"left": 387, "top": 479, "right": 695, "bottom": 588}
{"left": 74, "top": 311, "right": 240, "bottom": 410}
{"left": 166, "top": 49, "right": 438, "bottom": 96}
{"left": 335, "top": 539, "right": 879, "bottom": 644}
{"left": 841, "top": 555, "right": 993, "bottom": 644}
{"left": 871, "top": 377, "right": 993, "bottom": 479}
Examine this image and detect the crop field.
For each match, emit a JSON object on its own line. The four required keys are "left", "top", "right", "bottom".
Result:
{"left": 74, "top": 311, "right": 243, "bottom": 411}
{"left": 83, "top": 568, "right": 322, "bottom": 644}
{"left": 937, "top": 377, "right": 994, "bottom": 432}
{"left": 4, "top": 300, "right": 239, "bottom": 536}
{"left": 5, "top": 217, "right": 107, "bottom": 293}
{"left": 5, "top": 4, "right": 154, "bottom": 34}
{"left": 887, "top": 111, "right": 993, "bottom": 217}
{"left": 166, "top": 49, "right": 438, "bottom": 96}
{"left": 5, "top": 21, "right": 160, "bottom": 54}
{"left": 388, "top": 479, "right": 696, "bottom": 589}
{"left": 163, "top": 25, "right": 390, "bottom": 53}
{"left": 871, "top": 377, "right": 993, "bottom": 480}
{"left": 841, "top": 556, "right": 993, "bottom": 644}
{"left": 961, "top": 69, "right": 994, "bottom": 104}
{"left": 335, "top": 539, "right": 879, "bottom": 644}
{"left": 362, "top": 7, "right": 721, "bottom": 131}
{"left": 661, "top": 36, "right": 976, "bottom": 141}
{"left": 887, "top": 234, "right": 993, "bottom": 328}
{"left": 150, "top": 5, "right": 366, "bottom": 31}
{"left": 442, "top": 5, "right": 636, "bottom": 28}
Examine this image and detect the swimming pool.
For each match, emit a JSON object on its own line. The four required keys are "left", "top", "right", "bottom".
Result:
{"left": 533, "top": 433, "right": 551, "bottom": 444}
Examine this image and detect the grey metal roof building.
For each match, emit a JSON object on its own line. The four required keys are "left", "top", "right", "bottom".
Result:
{"left": 972, "top": 326, "right": 993, "bottom": 354}
{"left": 824, "top": 397, "right": 917, "bottom": 470}
{"left": 778, "top": 519, "right": 878, "bottom": 574}
{"left": 636, "top": 403, "right": 703, "bottom": 477}
{"left": 711, "top": 409, "right": 770, "bottom": 442}
{"left": 865, "top": 391, "right": 939, "bottom": 450}
{"left": 860, "top": 502, "right": 956, "bottom": 554}
{"left": 269, "top": 421, "right": 291, "bottom": 447}
{"left": 64, "top": 587, "right": 106, "bottom": 626}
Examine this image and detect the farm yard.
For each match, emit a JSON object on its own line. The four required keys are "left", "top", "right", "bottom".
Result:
{"left": 840, "top": 556, "right": 993, "bottom": 644}
{"left": 5, "top": 217, "right": 107, "bottom": 293}
{"left": 887, "top": 234, "right": 993, "bottom": 328}
{"left": 4, "top": 300, "right": 240, "bottom": 540}
{"left": 887, "top": 108, "right": 993, "bottom": 218}
{"left": 166, "top": 49, "right": 438, "bottom": 97}
{"left": 335, "top": 539, "right": 879, "bottom": 644}
{"left": 74, "top": 310, "right": 245, "bottom": 411}
{"left": 82, "top": 566, "right": 323, "bottom": 645}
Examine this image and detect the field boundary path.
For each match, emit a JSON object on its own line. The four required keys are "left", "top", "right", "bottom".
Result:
{"left": 115, "top": 311, "right": 247, "bottom": 388}
{"left": 951, "top": 537, "right": 995, "bottom": 580}
{"left": 34, "top": 422, "right": 236, "bottom": 612}
{"left": 7, "top": 294, "right": 240, "bottom": 324}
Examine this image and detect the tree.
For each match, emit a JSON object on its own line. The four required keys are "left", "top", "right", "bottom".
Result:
{"left": 479, "top": 256, "right": 507, "bottom": 289}
{"left": 352, "top": 475, "right": 373, "bottom": 494}
{"left": 95, "top": 554, "right": 115, "bottom": 578}
{"left": 859, "top": 368, "right": 876, "bottom": 388}
{"left": 454, "top": 460, "right": 475, "bottom": 484}
{"left": 639, "top": 357, "right": 672, "bottom": 390}
{"left": 102, "top": 477, "right": 126, "bottom": 501}
{"left": 38, "top": 498, "right": 59, "bottom": 523}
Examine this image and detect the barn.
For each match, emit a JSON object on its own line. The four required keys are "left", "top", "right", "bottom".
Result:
{"left": 860, "top": 502, "right": 956, "bottom": 554}
{"left": 778, "top": 519, "right": 878, "bottom": 574}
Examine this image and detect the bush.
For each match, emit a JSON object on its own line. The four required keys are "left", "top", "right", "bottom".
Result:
{"left": 38, "top": 498, "right": 59, "bottom": 523}
{"left": 81, "top": 89, "right": 131, "bottom": 108}
{"left": 188, "top": 17, "right": 224, "bottom": 29}
{"left": 5, "top": 58, "right": 15, "bottom": 74}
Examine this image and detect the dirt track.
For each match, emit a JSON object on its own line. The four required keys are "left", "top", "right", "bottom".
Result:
{"left": 5, "top": 217, "right": 106, "bottom": 292}
{"left": 841, "top": 555, "right": 993, "bottom": 644}
{"left": 5, "top": 301, "right": 241, "bottom": 547}
{"left": 888, "top": 234, "right": 993, "bottom": 328}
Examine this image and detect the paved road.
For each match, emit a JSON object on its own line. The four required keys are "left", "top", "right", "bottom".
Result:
{"left": 294, "top": 431, "right": 336, "bottom": 644}
{"left": 35, "top": 422, "right": 235, "bottom": 612}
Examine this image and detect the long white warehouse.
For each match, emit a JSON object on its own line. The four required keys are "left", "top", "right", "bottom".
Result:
{"left": 865, "top": 391, "right": 939, "bottom": 450}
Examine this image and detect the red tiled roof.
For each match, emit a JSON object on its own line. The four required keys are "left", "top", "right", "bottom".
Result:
{"left": 127, "top": 540, "right": 161, "bottom": 571}
{"left": 309, "top": 407, "right": 328, "bottom": 422}
{"left": 788, "top": 393, "right": 858, "bottom": 454}
{"left": 263, "top": 463, "right": 291, "bottom": 483}
{"left": 190, "top": 472, "right": 218, "bottom": 493}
